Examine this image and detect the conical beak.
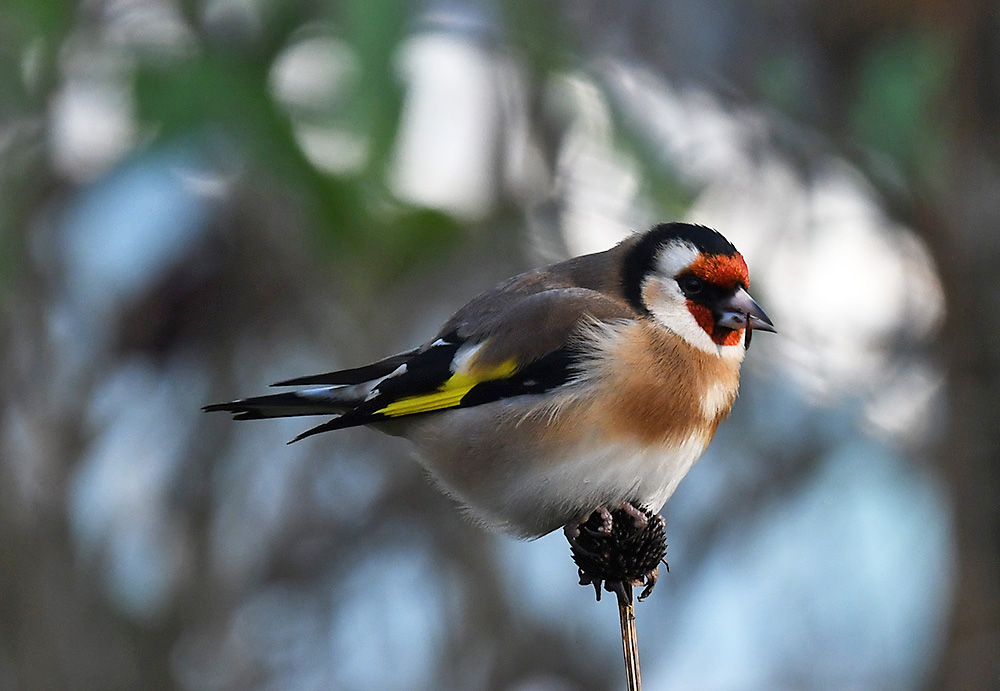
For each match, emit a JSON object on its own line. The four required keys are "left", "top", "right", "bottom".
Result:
{"left": 716, "top": 287, "right": 776, "bottom": 333}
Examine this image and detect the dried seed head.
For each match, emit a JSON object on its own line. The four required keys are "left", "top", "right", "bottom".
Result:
{"left": 569, "top": 505, "right": 667, "bottom": 604}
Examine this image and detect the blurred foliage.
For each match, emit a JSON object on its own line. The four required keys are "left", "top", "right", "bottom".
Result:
{"left": 1, "top": 0, "right": 998, "bottom": 689}
{"left": 756, "top": 52, "right": 813, "bottom": 120}
{"left": 0, "top": 0, "right": 69, "bottom": 286}
{"left": 500, "top": 0, "right": 572, "bottom": 76}
{"left": 130, "top": 0, "right": 463, "bottom": 283}
{"left": 340, "top": 0, "right": 407, "bottom": 174}
{"left": 850, "top": 30, "right": 953, "bottom": 183}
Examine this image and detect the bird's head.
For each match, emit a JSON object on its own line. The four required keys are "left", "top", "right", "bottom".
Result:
{"left": 623, "top": 223, "right": 775, "bottom": 356}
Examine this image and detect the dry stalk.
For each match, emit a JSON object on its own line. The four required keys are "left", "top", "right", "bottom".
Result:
{"left": 568, "top": 506, "right": 666, "bottom": 691}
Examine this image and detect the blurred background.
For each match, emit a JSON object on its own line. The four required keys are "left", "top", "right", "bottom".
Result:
{"left": 1, "top": 0, "right": 997, "bottom": 689}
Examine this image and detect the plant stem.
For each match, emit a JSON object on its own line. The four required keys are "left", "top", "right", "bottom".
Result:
{"left": 618, "top": 584, "right": 642, "bottom": 691}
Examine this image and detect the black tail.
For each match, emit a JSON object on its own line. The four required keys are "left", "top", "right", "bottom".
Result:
{"left": 269, "top": 349, "right": 419, "bottom": 387}
{"left": 203, "top": 390, "right": 353, "bottom": 421}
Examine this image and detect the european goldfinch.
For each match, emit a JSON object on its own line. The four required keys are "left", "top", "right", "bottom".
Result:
{"left": 205, "top": 223, "right": 774, "bottom": 538}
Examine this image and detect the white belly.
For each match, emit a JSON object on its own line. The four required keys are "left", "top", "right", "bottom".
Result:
{"left": 408, "top": 404, "right": 712, "bottom": 538}
{"left": 476, "top": 434, "right": 711, "bottom": 536}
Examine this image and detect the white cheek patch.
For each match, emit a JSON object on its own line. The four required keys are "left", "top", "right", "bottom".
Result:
{"left": 642, "top": 277, "right": 719, "bottom": 354}
{"left": 645, "top": 240, "right": 747, "bottom": 361}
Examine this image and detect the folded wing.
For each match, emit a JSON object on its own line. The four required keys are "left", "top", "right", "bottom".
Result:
{"left": 204, "top": 287, "right": 635, "bottom": 443}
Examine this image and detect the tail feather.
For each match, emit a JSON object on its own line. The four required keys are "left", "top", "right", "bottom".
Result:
{"left": 270, "top": 349, "right": 419, "bottom": 387}
{"left": 203, "top": 388, "right": 355, "bottom": 420}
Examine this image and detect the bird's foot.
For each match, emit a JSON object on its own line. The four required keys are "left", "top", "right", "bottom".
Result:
{"left": 563, "top": 520, "right": 605, "bottom": 561}
{"left": 597, "top": 505, "right": 614, "bottom": 533}
{"left": 569, "top": 502, "right": 647, "bottom": 537}
{"left": 619, "top": 501, "right": 649, "bottom": 530}
{"left": 637, "top": 561, "right": 666, "bottom": 602}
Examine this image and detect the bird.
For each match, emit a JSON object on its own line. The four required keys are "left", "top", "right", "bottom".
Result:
{"left": 204, "top": 222, "right": 774, "bottom": 541}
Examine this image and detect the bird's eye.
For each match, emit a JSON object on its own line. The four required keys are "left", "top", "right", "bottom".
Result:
{"left": 680, "top": 276, "right": 704, "bottom": 295}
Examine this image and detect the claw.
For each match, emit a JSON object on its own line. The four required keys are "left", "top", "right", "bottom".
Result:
{"left": 637, "top": 566, "right": 660, "bottom": 602}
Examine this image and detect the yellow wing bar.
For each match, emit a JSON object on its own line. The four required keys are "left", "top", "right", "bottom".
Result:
{"left": 377, "top": 359, "right": 518, "bottom": 417}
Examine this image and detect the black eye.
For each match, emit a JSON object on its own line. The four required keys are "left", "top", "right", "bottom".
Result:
{"left": 679, "top": 276, "right": 704, "bottom": 295}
